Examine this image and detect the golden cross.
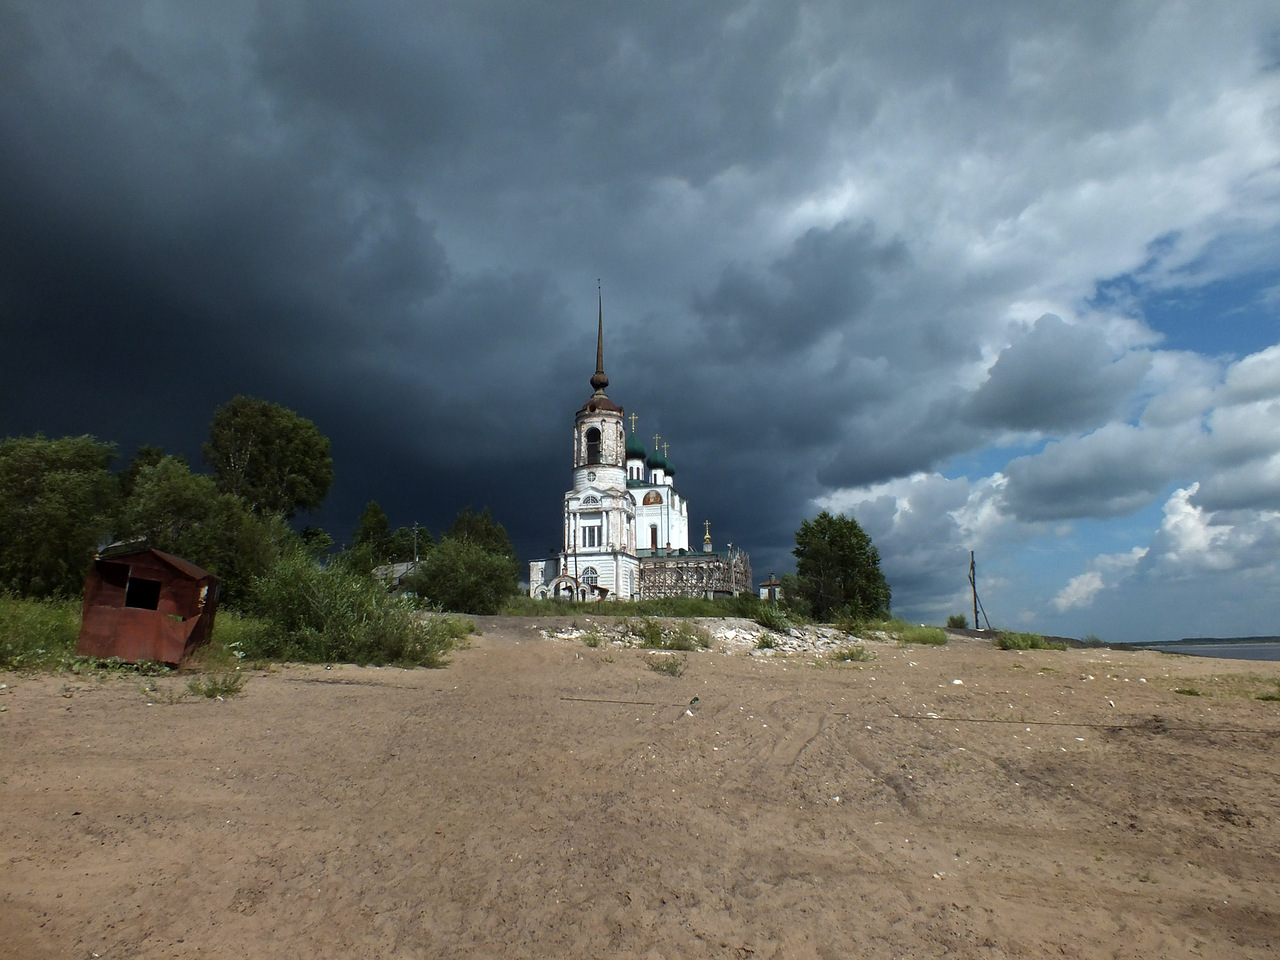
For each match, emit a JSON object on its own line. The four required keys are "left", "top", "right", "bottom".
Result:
{"left": 653, "top": 433, "right": 661, "bottom": 450}
{"left": 629, "top": 412, "right": 638, "bottom": 432}
{"left": 703, "top": 520, "right": 711, "bottom": 538}
{"left": 662, "top": 442, "right": 669, "bottom": 458}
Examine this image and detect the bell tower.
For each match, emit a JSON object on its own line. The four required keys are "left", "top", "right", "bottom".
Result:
{"left": 572, "top": 293, "right": 627, "bottom": 491}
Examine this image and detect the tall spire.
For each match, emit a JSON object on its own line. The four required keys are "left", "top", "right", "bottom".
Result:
{"left": 590, "top": 281, "right": 609, "bottom": 392}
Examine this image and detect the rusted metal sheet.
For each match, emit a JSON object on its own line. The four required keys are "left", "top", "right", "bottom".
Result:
{"left": 77, "top": 548, "right": 220, "bottom": 665}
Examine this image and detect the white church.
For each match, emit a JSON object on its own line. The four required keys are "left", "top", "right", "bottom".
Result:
{"left": 528, "top": 303, "right": 752, "bottom": 601}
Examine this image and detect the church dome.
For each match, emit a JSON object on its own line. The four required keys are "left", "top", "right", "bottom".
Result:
{"left": 646, "top": 448, "right": 669, "bottom": 472}
{"left": 625, "top": 432, "right": 647, "bottom": 459}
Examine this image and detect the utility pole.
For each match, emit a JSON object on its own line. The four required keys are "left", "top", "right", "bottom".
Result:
{"left": 970, "top": 551, "right": 978, "bottom": 630}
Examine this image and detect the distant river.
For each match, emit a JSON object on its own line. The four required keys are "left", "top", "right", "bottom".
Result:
{"left": 1130, "top": 639, "right": 1280, "bottom": 662}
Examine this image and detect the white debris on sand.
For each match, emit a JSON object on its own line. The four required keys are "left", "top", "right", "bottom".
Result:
{"left": 540, "top": 617, "right": 895, "bottom": 656}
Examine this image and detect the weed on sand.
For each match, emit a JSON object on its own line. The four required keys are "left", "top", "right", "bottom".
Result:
{"left": 647, "top": 655, "right": 686, "bottom": 677}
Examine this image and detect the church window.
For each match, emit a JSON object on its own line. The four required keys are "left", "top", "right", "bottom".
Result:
{"left": 582, "top": 495, "right": 600, "bottom": 506}
{"left": 650, "top": 525, "right": 658, "bottom": 551}
{"left": 643, "top": 490, "right": 662, "bottom": 505}
{"left": 581, "top": 566, "right": 599, "bottom": 586}
{"left": 581, "top": 525, "right": 601, "bottom": 548}
{"left": 585, "top": 427, "right": 601, "bottom": 463}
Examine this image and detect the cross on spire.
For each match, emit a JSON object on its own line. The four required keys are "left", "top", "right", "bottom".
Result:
{"left": 629, "top": 412, "right": 638, "bottom": 432}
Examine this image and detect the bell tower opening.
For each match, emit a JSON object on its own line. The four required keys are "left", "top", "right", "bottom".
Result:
{"left": 585, "top": 427, "right": 601, "bottom": 464}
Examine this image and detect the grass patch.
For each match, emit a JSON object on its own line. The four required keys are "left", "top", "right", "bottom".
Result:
{"left": 626, "top": 618, "right": 710, "bottom": 651}
{"left": 829, "top": 644, "right": 873, "bottom": 662}
{"left": 0, "top": 594, "right": 82, "bottom": 670}
{"left": 186, "top": 672, "right": 248, "bottom": 699}
{"left": 581, "top": 630, "right": 603, "bottom": 648}
{"left": 898, "top": 624, "right": 949, "bottom": 646}
{"left": 1257, "top": 680, "right": 1280, "bottom": 702}
{"left": 647, "top": 655, "right": 686, "bottom": 677}
{"left": 995, "top": 631, "right": 1066, "bottom": 651}
{"left": 755, "top": 634, "right": 777, "bottom": 650}
{"left": 504, "top": 593, "right": 805, "bottom": 623}
{"left": 1173, "top": 686, "right": 1203, "bottom": 697}
{"left": 837, "top": 615, "right": 949, "bottom": 646}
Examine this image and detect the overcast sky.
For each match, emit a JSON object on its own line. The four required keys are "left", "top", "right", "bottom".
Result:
{"left": 4, "top": 1, "right": 1280, "bottom": 641}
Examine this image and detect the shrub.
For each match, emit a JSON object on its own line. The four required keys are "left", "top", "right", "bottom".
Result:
{"left": 0, "top": 594, "right": 82, "bottom": 670}
{"left": 755, "top": 634, "right": 777, "bottom": 650}
{"left": 830, "top": 644, "right": 873, "bottom": 662}
{"left": 239, "top": 550, "right": 466, "bottom": 667}
{"left": 402, "top": 537, "right": 518, "bottom": 615}
{"left": 754, "top": 603, "right": 792, "bottom": 633}
{"left": 947, "top": 614, "right": 968, "bottom": 629}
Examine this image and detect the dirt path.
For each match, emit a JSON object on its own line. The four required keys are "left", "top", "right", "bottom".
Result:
{"left": 3, "top": 624, "right": 1278, "bottom": 958}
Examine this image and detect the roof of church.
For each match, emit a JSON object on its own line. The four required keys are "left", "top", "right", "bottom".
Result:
{"left": 625, "top": 432, "right": 647, "bottom": 458}
{"left": 646, "top": 447, "right": 672, "bottom": 473}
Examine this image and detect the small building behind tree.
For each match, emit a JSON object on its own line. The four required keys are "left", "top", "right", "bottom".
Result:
{"left": 77, "top": 545, "right": 220, "bottom": 665}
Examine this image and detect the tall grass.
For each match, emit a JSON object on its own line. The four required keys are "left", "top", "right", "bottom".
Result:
{"left": 0, "top": 594, "right": 82, "bottom": 670}
{"left": 995, "top": 631, "right": 1066, "bottom": 651}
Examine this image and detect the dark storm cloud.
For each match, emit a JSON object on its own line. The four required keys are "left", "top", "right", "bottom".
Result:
{"left": 999, "top": 424, "right": 1187, "bottom": 521}
{"left": 695, "top": 220, "right": 909, "bottom": 358}
{"left": 966, "top": 314, "right": 1151, "bottom": 432}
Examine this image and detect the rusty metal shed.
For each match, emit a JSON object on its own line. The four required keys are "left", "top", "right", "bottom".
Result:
{"left": 77, "top": 546, "right": 220, "bottom": 665}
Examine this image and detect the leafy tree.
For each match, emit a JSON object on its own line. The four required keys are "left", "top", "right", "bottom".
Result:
{"left": 203, "top": 396, "right": 333, "bottom": 517}
{"left": 404, "top": 534, "right": 518, "bottom": 615}
{"left": 300, "top": 526, "right": 335, "bottom": 557}
{"left": 445, "top": 506, "right": 516, "bottom": 559}
{"left": 350, "top": 501, "right": 425, "bottom": 570}
{"left": 354, "top": 501, "right": 392, "bottom": 555}
{"left": 0, "top": 435, "right": 119, "bottom": 596}
{"left": 388, "top": 525, "right": 423, "bottom": 563}
{"left": 118, "top": 445, "right": 177, "bottom": 498}
{"left": 791, "top": 510, "right": 890, "bottom": 622}
{"left": 118, "top": 456, "right": 285, "bottom": 605}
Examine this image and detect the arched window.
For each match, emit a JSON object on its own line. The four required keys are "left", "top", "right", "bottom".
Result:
{"left": 585, "top": 427, "right": 601, "bottom": 464}
{"left": 582, "top": 495, "right": 600, "bottom": 506}
{"left": 581, "top": 566, "right": 599, "bottom": 586}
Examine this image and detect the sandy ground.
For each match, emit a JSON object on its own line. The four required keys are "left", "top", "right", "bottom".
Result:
{"left": 3, "top": 617, "right": 1279, "bottom": 960}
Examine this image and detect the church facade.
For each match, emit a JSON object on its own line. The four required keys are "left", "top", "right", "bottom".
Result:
{"left": 528, "top": 305, "right": 751, "bottom": 601}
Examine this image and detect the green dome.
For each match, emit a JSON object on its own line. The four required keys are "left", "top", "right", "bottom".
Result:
{"left": 646, "top": 448, "right": 669, "bottom": 472}
{"left": 625, "top": 432, "right": 647, "bottom": 459}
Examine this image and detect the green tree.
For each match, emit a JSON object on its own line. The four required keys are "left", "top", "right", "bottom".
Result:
{"left": 792, "top": 510, "right": 891, "bottom": 622}
{"left": 0, "top": 435, "right": 119, "bottom": 596}
{"left": 118, "top": 457, "right": 284, "bottom": 605}
{"left": 404, "top": 537, "right": 518, "bottom": 615}
{"left": 354, "top": 501, "right": 392, "bottom": 556}
{"left": 118, "top": 445, "right": 176, "bottom": 498}
{"left": 203, "top": 396, "right": 333, "bottom": 517}
{"left": 445, "top": 506, "right": 516, "bottom": 559}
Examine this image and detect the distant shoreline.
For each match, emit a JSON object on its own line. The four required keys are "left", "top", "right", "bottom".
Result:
{"left": 1125, "top": 636, "right": 1280, "bottom": 662}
